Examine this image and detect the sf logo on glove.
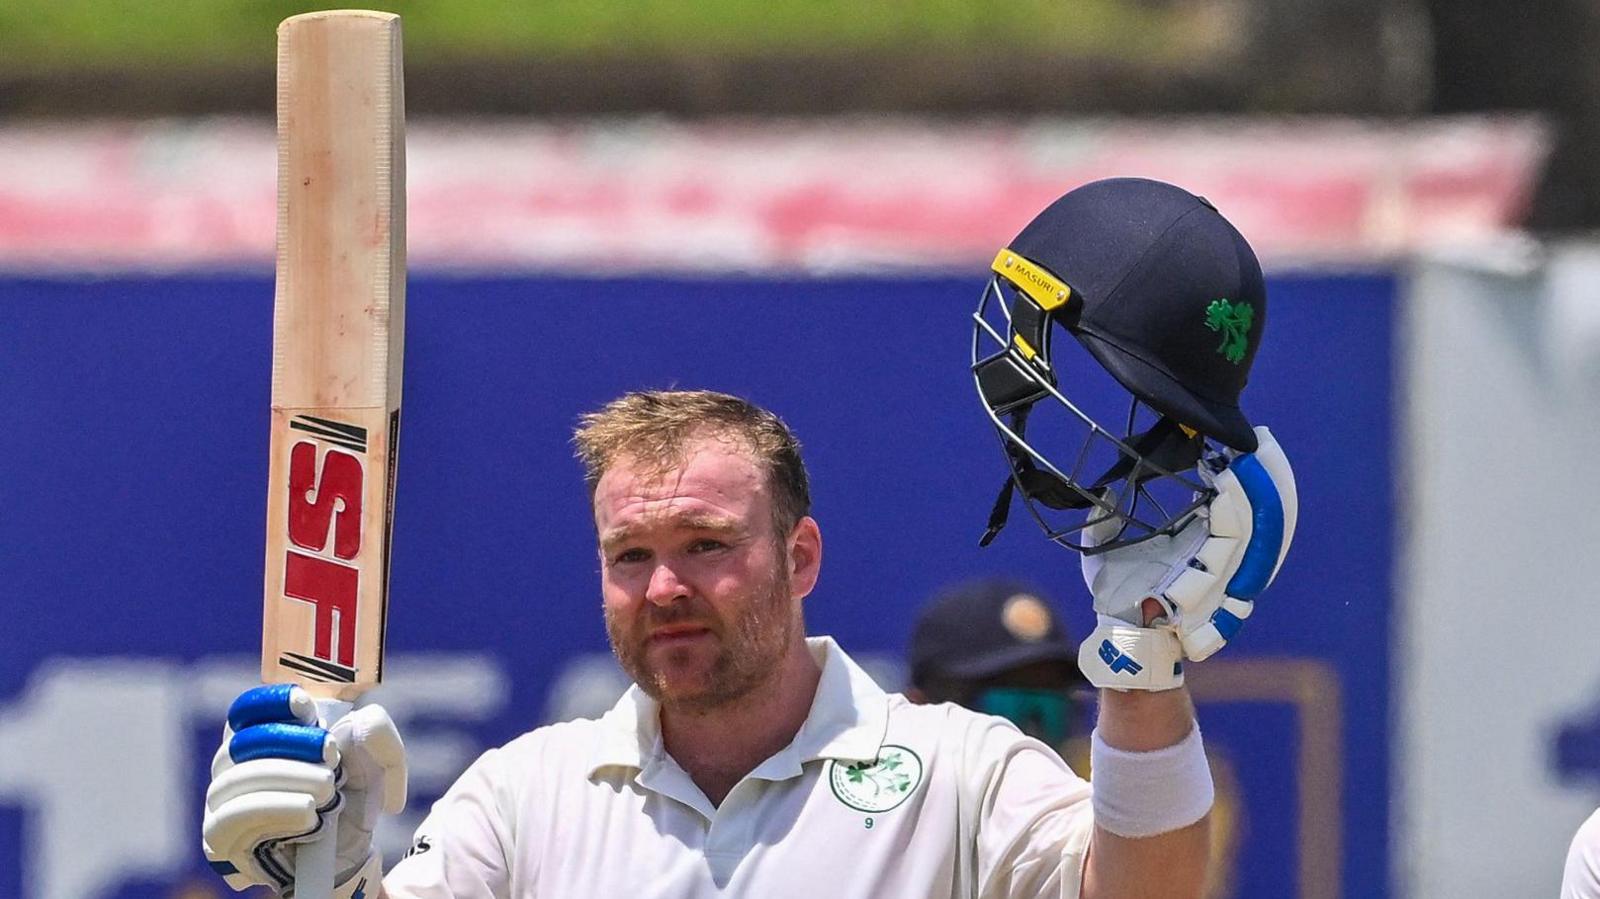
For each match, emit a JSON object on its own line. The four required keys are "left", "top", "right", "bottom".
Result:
{"left": 1098, "top": 640, "right": 1145, "bottom": 676}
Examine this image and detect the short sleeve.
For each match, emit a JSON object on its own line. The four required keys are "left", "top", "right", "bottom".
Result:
{"left": 384, "top": 748, "right": 516, "bottom": 899}
{"left": 1564, "top": 808, "right": 1600, "bottom": 899}
{"left": 967, "top": 716, "right": 1095, "bottom": 899}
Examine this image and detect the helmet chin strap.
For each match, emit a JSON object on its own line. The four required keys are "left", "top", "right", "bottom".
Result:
{"left": 979, "top": 410, "right": 1203, "bottom": 547}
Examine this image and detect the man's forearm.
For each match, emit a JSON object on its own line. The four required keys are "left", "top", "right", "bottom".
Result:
{"left": 1081, "top": 687, "right": 1211, "bottom": 899}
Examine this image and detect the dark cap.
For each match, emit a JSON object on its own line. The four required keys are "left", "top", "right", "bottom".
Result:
{"left": 908, "top": 579, "right": 1079, "bottom": 689}
{"left": 1008, "top": 177, "right": 1266, "bottom": 451}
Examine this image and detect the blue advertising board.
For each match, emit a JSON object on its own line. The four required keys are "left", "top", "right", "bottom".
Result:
{"left": 0, "top": 271, "right": 1392, "bottom": 899}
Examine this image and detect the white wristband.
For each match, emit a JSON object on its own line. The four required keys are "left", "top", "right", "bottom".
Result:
{"left": 1089, "top": 725, "right": 1214, "bottom": 838}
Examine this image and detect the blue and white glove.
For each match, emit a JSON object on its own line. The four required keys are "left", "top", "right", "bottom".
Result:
{"left": 202, "top": 685, "right": 406, "bottom": 897}
{"left": 1078, "top": 426, "right": 1298, "bottom": 691}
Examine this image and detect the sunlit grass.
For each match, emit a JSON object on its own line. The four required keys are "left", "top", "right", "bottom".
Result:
{"left": 0, "top": 0, "right": 1218, "bottom": 72}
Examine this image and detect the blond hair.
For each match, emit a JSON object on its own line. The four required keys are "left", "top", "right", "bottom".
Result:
{"left": 573, "top": 389, "right": 811, "bottom": 536}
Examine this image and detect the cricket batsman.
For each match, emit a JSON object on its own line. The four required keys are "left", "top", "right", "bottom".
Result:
{"left": 201, "top": 177, "right": 1297, "bottom": 898}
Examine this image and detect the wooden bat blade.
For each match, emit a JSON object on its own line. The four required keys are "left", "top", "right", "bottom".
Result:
{"left": 264, "top": 10, "right": 405, "bottom": 704}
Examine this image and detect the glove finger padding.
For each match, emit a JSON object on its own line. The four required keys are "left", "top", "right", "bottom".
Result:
{"left": 1178, "top": 595, "right": 1255, "bottom": 661}
{"left": 1244, "top": 426, "right": 1297, "bottom": 584}
{"left": 202, "top": 786, "right": 328, "bottom": 890}
{"left": 207, "top": 758, "right": 336, "bottom": 811}
{"left": 1175, "top": 426, "right": 1295, "bottom": 658}
{"left": 320, "top": 704, "right": 407, "bottom": 886}
{"left": 331, "top": 704, "right": 409, "bottom": 839}
{"left": 1164, "top": 562, "right": 1222, "bottom": 618}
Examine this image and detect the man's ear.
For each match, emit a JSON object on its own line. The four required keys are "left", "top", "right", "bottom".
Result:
{"left": 786, "top": 516, "right": 822, "bottom": 599}
{"left": 905, "top": 686, "right": 929, "bottom": 704}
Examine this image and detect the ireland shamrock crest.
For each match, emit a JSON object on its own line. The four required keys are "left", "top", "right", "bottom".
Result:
{"left": 828, "top": 745, "right": 924, "bottom": 813}
{"left": 1204, "top": 298, "right": 1254, "bottom": 364}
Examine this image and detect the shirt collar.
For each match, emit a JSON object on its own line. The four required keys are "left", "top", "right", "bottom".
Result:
{"left": 587, "top": 635, "right": 889, "bottom": 778}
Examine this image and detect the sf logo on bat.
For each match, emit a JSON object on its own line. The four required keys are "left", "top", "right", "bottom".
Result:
{"left": 278, "top": 414, "right": 370, "bottom": 684}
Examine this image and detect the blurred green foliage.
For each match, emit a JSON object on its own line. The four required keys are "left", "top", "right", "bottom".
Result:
{"left": 0, "top": 0, "right": 1213, "bottom": 71}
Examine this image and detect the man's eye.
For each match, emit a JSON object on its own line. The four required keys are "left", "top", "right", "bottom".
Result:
{"left": 689, "top": 539, "right": 726, "bottom": 553}
{"left": 612, "top": 548, "right": 650, "bottom": 564}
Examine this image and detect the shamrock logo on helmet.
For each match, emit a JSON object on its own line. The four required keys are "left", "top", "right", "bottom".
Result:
{"left": 1204, "top": 298, "right": 1254, "bottom": 364}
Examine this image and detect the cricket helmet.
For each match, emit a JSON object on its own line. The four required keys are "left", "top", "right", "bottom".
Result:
{"left": 972, "top": 177, "right": 1267, "bottom": 553}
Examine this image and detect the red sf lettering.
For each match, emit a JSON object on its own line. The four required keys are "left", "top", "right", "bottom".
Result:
{"left": 284, "top": 552, "right": 359, "bottom": 667}
{"left": 287, "top": 441, "right": 364, "bottom": 560}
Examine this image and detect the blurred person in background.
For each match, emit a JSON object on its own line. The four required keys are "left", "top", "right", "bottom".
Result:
{"left": 907, "top": 579, "right": 1090, "bottom": 765}
{"left": 907, "top": 579, "right": 1246, "bottom": 899}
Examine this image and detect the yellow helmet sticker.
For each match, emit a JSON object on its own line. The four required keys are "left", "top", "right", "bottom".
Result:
{"left": 992, "top": 248, "right": 1072, "bottom": 311}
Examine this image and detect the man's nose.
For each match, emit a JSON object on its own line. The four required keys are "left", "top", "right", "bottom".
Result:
{"left": 644, "top": 562, "right": 690, "bottom": 606}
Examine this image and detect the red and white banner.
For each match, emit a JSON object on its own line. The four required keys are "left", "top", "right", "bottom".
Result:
{"left": 0, "top": 116, "right": 1548, "bottom": 272}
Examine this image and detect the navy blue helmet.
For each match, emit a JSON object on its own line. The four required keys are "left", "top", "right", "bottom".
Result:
{"left": 972, "top": 178, "right": 1267, "bottom": 553}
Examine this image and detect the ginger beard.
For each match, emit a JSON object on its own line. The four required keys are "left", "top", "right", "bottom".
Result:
{"left": 605, "top": 544, "right": 798, "bottom": 713}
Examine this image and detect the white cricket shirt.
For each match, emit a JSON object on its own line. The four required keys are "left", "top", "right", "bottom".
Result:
{"left": 1565, "top": 807, "right": 1600, "bottom": 898}
{"left": 383, "top": 636, "right": 1094, "bottom": 898}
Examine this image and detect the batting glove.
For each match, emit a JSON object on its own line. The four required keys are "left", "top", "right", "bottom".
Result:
{"left": 1078, "top": 426, "right": 1298, "bottom": 690}
{"left": 202, "top": 684, "right": 406, "bottom": 897}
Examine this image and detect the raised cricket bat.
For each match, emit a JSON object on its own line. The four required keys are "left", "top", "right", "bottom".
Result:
{"left": 263, "top": 10, "right": 404, "bottom": 897}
